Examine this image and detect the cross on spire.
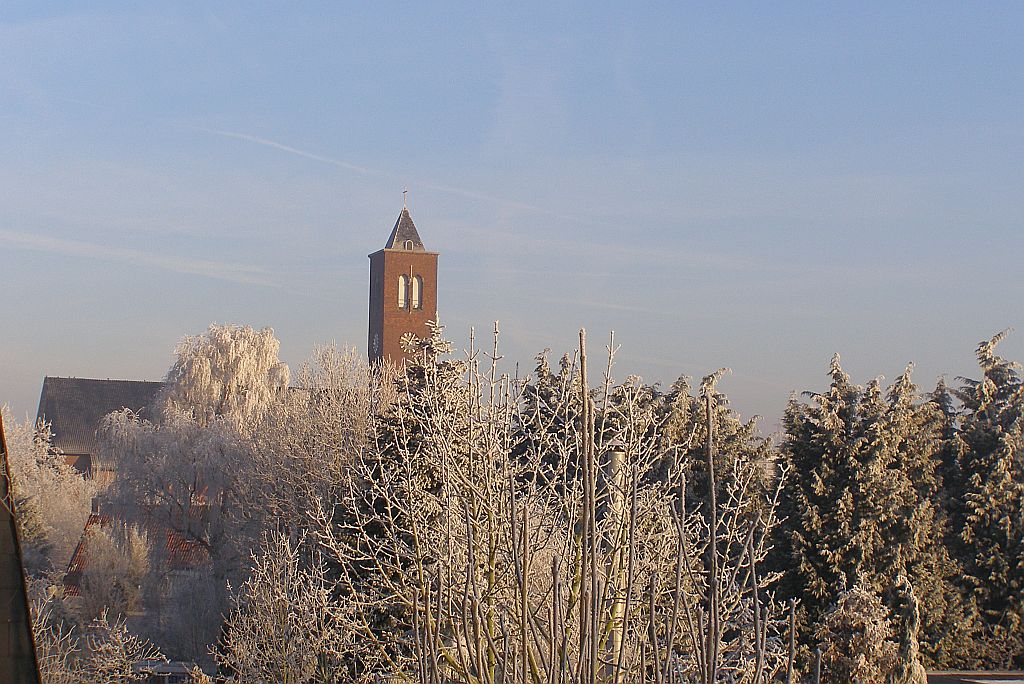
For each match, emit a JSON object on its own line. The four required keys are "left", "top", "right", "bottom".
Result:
{"left": 403, "top": 187, "right": 408, "bottom": 208}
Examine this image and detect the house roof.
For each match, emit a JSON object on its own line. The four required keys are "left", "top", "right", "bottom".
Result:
{"left": 63, "top": 513, "right": 111, "bottom": 595}
{"left": 35, "top": 377, "right": 164, "bottom": 456}
{"left": 63, "top": 514, "right": 208, "bottom": 597}
{"left": 384, "top": 208, "right": 426, "bottom": 251}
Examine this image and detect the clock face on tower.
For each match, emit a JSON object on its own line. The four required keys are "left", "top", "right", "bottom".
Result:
{"left": 400, "top": 331, "right": 419, "bottom": 353}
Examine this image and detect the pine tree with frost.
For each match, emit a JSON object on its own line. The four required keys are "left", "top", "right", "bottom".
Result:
{"left": 514, "top": 349, "right": 584, "bottom": 488}
{"left": 312, "top": 319, "right": 471, "bottom": 680}
{"left": 776, "top": 354, "right": 863, "bottom": 626}
{"left": 815, "top": 584, "right": 896, "bottom": 684}
{"left": 373, "top": 319, "right": 470, "bottom": 497}
{"left": 952, "top": 331, "right": 1024, "bottom": 665}
{"left": 776, "top": 355, "right": 966, "bottom": 666}
{"left": 888, "top": 574, "right": 928, "bottom": 684}
{"left": 883, "top": 369, "right": 979, "bottom": 667}
{"left": 658, "top": 374, "right": 775, "bottom": 518}
{"left": 928, "top": 377, "right": 961, "bottom": 510}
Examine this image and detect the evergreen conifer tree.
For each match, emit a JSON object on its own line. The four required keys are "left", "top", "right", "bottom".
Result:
{"left": 658, "top": 374, "right": 775, "bottom": 515}
{"left": 320, "top": 320, "right": 471, "bottom": 680}
{"left": 777, "top": 355, "right": 864, "bottom": 627}
{"left": 776, "top": 355, "right": 971, "bottom": 666}
{"left": 880, "top": 368, "right": 978, "bottom": 667}
{"left": 514, "top": 349, "right": 583, "bottom": 489}
{"left": 952, "top": 331, "right": 1024, "bottom": 665}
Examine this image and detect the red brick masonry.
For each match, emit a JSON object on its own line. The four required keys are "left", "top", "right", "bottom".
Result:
{"left": 368, "top": 247, "right": 438, "bottom": 366}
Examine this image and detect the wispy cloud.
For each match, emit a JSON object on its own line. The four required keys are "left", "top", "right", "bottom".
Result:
{"left": 0, "top": 229, "right": 273, "bottom": 286}
{"left": 533, "top": 295, "right": 665, "bottom": 317}
{"left": 442, "top": 224, "right": 767, "bottom": 273}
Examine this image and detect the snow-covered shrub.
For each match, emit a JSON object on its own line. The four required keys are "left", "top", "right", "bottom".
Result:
{"left": 814, "top": 584, "right": 896, "bottom": 684}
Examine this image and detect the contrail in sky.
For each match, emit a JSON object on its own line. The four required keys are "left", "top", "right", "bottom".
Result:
{"left": 197, "top": 127, "right": 588, "bottom": 222}
{"left": 0, "top": 229, "right": 274, "bottom": 286}
{"left": 203, "top": 128, "right": 380, "bottom": 176}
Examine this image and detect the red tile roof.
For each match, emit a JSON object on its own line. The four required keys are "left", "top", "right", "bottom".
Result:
{"left": 63, "top": 514, "right": 208, "bottom": 597}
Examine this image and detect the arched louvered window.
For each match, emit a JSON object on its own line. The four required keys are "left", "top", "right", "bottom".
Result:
{"left": 412, "top": 275, "right": 423, "bottom": 310}
{"left": 404, "top": 239, "right": 414, "bottom": 250}
{"left": 398, "top": 275, "right": 409, "bottom": 309}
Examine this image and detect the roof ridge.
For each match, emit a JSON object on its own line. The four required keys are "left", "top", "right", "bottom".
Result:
{"left": 43, "top": 376, "right": 164, "bottom": 383}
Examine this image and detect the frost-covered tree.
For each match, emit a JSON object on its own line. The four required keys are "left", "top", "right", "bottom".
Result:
{"left": 216, "top": 531, "right": 344, "bottom": 684}
{"left": 814, "top": 584, "right": 896, "bottom": 684}
{"left": 927, "top": 377, "right": 961, "bottom": 512}
{"left": 313, "top": 326, "right": 791, "bottom": 683}
{"left": 186, "top": 666, "right": 215, "bottom": 684}
{"left": 98, "top": 406, "right": 243, "bottom": 663}
{"left": 657, "top": 373, "right": 776, "bottom": 529}
{"left": 95, "top": 324, "right": 293, "bottom": 664}
{"left": 659, "top": 375, "right": 739, "bottom": 462}
{"left": 100, "top": 324, "right": 290, "bottom": 557}
{"left": 142, "top": 564, "right": 222, "bottom": 663}
{"left": 32, "top": 594, "right": 83, "bottom": 684}
{"left": 1, "top": 408, "right": 95, "bottom": 576}
{"left": 312, "top": 321, "right": 468, "bottom": 679}
{"left": 159, "top": 323, "right": 290, "bottom": 431}
{"left": 93, "top": 325, "right": 385, "bottom": 669}
{"left": 99, "top": 409, "right": 246, "bottom": 567}
{"left": 878, "top": 367, "right": 978, "bottom": 667}
{"left": 775, "top": 356, "right": 968, "bottom": 666}
{"left": 888, "top": 574, "right": 928, "bottom": 684}
{"left": 77, "top": 522, "right": 150, "bottom": 623}
{"left": 243, "top": 344, "right": 373, "bottom": 534}
{"left": 952, "top": 331, "right": 1024, "bottom": 665}
{"left": 81, "top": 610, "right": 165, "bottom": 683}
{"left": 514, "top": 348, "right": 584, "bottom": 489}
{"left": 777, "top": 355, "right": 872, "bottom": 622}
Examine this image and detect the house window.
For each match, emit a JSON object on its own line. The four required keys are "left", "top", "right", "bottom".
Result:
{"left": 412, "top": 275, "right": 423, "bottom": 309}
{"left": 398, "top": 275, "right": 409, "bottom": 309}
{"left": 404, "top": 239, "right": 414, "bottom": 250}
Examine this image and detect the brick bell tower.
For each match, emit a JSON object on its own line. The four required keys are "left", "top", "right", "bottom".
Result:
{"left": 368, "top": 202, "right": 439, "bottom": 365}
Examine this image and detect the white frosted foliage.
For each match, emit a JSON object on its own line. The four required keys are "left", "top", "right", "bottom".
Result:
{"left": 2, "top": 408, "right": 96, "bottom": 574}
{"left": 216, "top": 531, "right": 345, "bottom": 683}
{"left": 161, "top": 324, "right": 289, "bottom": 431}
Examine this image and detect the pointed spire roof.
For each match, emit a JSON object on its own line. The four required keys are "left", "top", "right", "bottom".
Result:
{"left": 384, "top": 208, "right": 426, "bottom": 251}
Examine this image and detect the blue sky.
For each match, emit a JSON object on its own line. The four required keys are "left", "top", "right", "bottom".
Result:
{"left": 2, "top": 2, "right": 1022, "bottom": 430}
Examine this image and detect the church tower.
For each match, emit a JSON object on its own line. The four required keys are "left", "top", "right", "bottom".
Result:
{"left": 368, "top": 205, "right": 439, "bottom": 365}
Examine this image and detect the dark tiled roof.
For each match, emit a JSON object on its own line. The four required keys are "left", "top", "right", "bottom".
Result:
{"left": 35, "top": 377, "right": 164, "bottom": 456}
{"left": 384, "top": 207, "right": 426, "bottom": 251}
